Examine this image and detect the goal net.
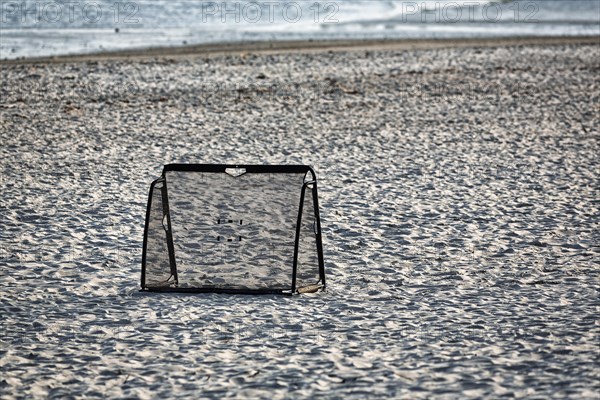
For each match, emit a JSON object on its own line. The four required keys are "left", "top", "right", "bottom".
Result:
{"left": 141, "top": 164, "right": 325, "bottom": 295}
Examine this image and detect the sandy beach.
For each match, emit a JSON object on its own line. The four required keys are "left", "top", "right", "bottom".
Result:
{"left": 1, "top": 37, "right": 599, "bottom": 398}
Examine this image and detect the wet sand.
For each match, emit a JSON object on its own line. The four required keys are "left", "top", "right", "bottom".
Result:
{"left": 1, "top": 37, "right": 599, "bottom": 398}
{"left": 2, "top": 36, "right": 599, "bottom": 64}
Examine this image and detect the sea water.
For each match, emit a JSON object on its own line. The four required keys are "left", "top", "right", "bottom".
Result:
{"left": 1, "top": 0, "right": 599, "bottom": 59}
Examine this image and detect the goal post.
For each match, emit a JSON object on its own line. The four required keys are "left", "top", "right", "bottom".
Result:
{"left": 141, "top": 164, "right": 325, "bottom": 295}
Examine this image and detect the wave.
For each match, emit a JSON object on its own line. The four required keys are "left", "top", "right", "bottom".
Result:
{"left": 1, "top": 0, "right": 598, "bottom": 59}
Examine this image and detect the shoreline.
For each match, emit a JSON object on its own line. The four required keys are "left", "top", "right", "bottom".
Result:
{"left": 2, "top": 35, "right": 598, "bottom": 64}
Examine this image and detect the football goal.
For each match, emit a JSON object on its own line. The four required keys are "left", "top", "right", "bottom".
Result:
{"left": 141, "top": 164, "right": 325, "bottom": 295}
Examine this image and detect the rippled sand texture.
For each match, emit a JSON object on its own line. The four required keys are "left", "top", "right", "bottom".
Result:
{"left": 1, "top": 42, "right": 598, "bottom": 398}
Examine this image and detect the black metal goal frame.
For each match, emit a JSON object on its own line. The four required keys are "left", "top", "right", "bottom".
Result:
{"left": 141, "top": 164, "right": 326, "bottom": 295}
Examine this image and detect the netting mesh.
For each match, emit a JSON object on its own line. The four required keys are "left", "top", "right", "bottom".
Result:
{"left": 296, "top": 183, "right": 321, "bottom": 290}
{"left": 143, "top": 180, "right": 176, "bottom": 288}
{"left": 142, "top": 166, "right": 324, "bottom": 294}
